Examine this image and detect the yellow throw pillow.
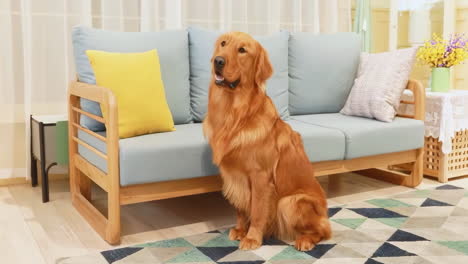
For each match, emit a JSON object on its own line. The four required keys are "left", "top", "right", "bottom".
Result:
{"left": 86, "top": 49, "right": 175, "bottom": 138}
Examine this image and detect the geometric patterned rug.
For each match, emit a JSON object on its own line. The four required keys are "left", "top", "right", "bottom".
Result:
{"left": 60, "top": 184, "right": 468, "bottom": 264}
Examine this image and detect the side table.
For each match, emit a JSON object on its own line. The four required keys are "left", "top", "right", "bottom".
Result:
{"left": 399, "top": 89, "right": 468, "bottom": 182}
{"left": 30, "top": 114, "right": 69, "bottom": 202}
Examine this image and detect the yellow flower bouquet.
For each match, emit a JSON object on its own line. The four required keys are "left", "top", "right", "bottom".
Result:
{"left": 417, "top": 34, "right": 468, "bottom": 68}
{"left": 417, "top": 34, "right": 468, "bottom": 92}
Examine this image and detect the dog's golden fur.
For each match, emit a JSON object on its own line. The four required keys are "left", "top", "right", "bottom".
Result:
{"left": 203, "top": 32, "right": 331, "bottom": 251}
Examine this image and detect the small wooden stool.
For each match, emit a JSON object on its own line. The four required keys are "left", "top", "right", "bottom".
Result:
{"left": 399, "top": 88, "right": 468, "bottom": 182}
{"left": 423, "top": 131, "right": 468, "bottom": 182}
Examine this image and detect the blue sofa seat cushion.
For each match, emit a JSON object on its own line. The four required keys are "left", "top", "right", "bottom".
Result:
{"left": 289, "top": 32, "right": 361, "bottom": 115}
{"left": 188, "top": 27, "right": 290, "bottom": 122}
{"left": 287, "top": 119, "right": 345, "bottom": 162}
{"left": 292, "top": 113, "right": 425, "bottom": 159}
{"left": 72, "top": 26, "right": 192, "bottom": 131}
{"left": 78, "top": 124, "right": 219, "bottom": 186}
{"left": 77, "top": 121, "right": 345, "bottom": 186}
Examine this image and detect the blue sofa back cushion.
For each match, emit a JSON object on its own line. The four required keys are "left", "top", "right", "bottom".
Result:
{"left": 188, "top": 27, "right": 290, "bottom": 122}
{"left": 288, "top": 32, "right": 361, "bottom": 115}
{"left": 72, "top": 26, "right": 192, "bottom": 131}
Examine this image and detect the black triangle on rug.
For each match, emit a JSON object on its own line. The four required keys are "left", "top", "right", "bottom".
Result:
{"left": 101, "top": 247, "right": 143, "bottom": 263}
{"left": 197, "top": 246, "right": 238, "bottom": 261}
{"left": 387, "top": 229, "right": 428, "bottom": 242}
{"left": 421, "top": 198, "right": 452, "bottom": 207}
{"left": 371, "top": 242, "right": 416, "bottom": 258}
{"left": 436, "top": 184, "right": 463, "bottom": 190}
{"left": 350, "top": 208, "right": 406, "bottom": 218}
{"left": 365, "top": 258, "right": 384, "bottom": 264}
{"left": 262, "top": 237, "right": 288, "bottom": 246}
{"left": 304, "top": 244, "right": 336, "bottom": 258}
{"left": 217, "top": 261, "right": 265, "bottom": 264}
{"left": 328, "top": 207, "right": 342, "bottom": 218}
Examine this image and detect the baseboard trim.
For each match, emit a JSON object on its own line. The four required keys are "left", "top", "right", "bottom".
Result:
{"left": 0, "top": 174, "right": 69, "bottom": 187}
{"left": 0, "top": 177, "right": 28, "bottom": 186}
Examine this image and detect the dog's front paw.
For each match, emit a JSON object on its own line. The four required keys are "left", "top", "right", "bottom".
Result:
{"left": 229, "top": 228, "right": 247, "bottom": 241}
{"left": 295, "top": 236, "right": 316, "bottom": 251}
{"left": 239, "top": 237, "right": 262, "bottom": 250}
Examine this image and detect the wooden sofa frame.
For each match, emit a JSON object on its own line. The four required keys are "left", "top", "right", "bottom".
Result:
{"left": 68, "top": 79, "right": 425, "bottom": 244}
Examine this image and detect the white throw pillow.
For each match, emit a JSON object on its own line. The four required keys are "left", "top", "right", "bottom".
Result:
{"left": 340, "top": 47, "right": 418, "bottom": 122}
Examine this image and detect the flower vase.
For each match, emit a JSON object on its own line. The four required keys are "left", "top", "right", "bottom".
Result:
{"left": 431, "top": 67, "right": 450, "bottom": 92}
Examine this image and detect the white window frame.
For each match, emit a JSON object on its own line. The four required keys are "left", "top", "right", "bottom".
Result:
{"left": 387, "top": 0, "right": 456, "bottom": 51}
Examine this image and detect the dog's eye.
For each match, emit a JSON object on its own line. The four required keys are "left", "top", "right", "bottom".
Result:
{"left": 221, "top": 41, "right": 226, "bottom": 47}
{"left": 238, "top": 47, "right": 246, "bottom": 53}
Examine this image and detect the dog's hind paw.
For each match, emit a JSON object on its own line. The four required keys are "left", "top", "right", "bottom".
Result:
{"left": 295, "top": 235, "right": 318, "bottom": 251}
{"left": 229, "top": 228, "right": 247, "bottom": 241}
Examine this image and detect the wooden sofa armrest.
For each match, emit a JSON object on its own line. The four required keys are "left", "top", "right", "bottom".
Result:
{"left": 397, "top": 79, "right": 425, "bottom": 121}
{"left": 68, "top": 81, "right": 120, "bottom": 194}
{"left": 68, "top": 81, "right": 122, "bottom": 244}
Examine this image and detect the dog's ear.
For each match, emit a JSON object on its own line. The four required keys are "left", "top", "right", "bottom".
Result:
{"left": 254, "top": 44, "right": 273, "bottom": 89}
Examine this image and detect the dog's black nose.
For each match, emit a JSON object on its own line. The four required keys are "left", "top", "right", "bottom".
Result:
{"left": 214, "top": 56, "right": 225, "bottom": 68}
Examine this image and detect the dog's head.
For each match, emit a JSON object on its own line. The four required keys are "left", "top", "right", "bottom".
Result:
{"left": 211, "top": 32, "right": 273, "bottom": 90}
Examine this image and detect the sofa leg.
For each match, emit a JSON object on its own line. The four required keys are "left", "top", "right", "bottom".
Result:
{"left": 69, "top": 161, "right": 80, "bottom": 198}
{"left": 404, "top": 148, "right": 424, "bottom": 187}
{"left": 70, "top": 157, "right": 120, "bottom": 244}
{"left": 106, "top": 185, "right": 121, "bottom": 245}
{"left": 71, "top": 181, "right": 121, "bottom": 244}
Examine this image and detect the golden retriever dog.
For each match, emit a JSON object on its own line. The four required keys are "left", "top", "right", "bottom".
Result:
{"left": 203, "top": 32, "right": 331, "bottom": 251}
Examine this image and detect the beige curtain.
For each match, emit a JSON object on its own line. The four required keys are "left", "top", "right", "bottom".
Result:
{"left": 0, "top": 0, "right": 351, "bottom": 179}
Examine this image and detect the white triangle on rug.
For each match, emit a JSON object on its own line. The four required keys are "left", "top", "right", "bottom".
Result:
{"left": 268, "top": 259, "right": 317, "bottom": 264}
{"left": 331, "top": 208, "right": 367, "bottom": 219}
{"left": 393, "top": 191, "right": 429, "bottom": 199}
{"left": 442, "top": 216, "right": 468, "bottom": 237}
{"left": 344, "top": 201, "right": 379, "bottom": 209}
{"left": 357, "top": 218, "right": 396, "bottom": 230}
{"left": 330, "top": 220, "right": 353, "bottom": 231}
{"left": 374, "top": 256, "right": 432, "bottom": 264}
{"left": 429, "top": 190, "right": 466, "bottom": 205}
{"left": 147, "top": 247, "right": 191, "bottom": 262}
{"left": 411, "top": 206, "right": 454, "bottom": 217}
{"left": 170, "top": 262, "right": 214, "bottom": 264}
{"left": 386, "top": 206, "right": 418, "bottom": 217}
{"left": 114, "top": 248, "right": 162, "bottom": 264}
{"left": 450, "top": 206, "right": 468, "bottom": 216}
{"left": 251, "top": 245, "right": 288, "bottom": 260}
{"left": 169, "top": 262, "right": 214, "bottom": 264}
{"left": 60, "top": 253, "right": 109, "bottom": 264}
{"left": 312, "top": 257, "right": 368, "bottom": 264}
{"left": 365, "top": 228, "right": 396, "bottom": 242}
{"left": 183, "top": 233, "right": 221, "bottom": 246}
{"left": 394, "top": 198, "right": 426, "bottom": 207}
{"left": 328, "top": 230, "right": 380, "bottom": 244}
{"left": 423, "top": 255, "right": 468, "bottom": 264}
{"left": 340, "top": 242, "right": 384, "bottom": 258}
{"left": 321, "top": 244, "right": 366, "bottom": 258}
{"left": 390, "top": 241, "right": 464, "bottom": 257}
{"left": 456, "top": 197, "right": 468, "bottom": 210}
{"left": 217, "top": 249, "right": 264, "bottom": 262}
{"left": 401, "top": 228, "right": 467, "bottom": 241}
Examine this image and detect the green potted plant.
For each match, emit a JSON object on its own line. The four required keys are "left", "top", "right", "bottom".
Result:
{"left": 417, "top": 34, "right": 468, "bottom": 92}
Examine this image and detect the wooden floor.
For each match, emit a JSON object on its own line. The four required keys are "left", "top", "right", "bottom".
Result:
{"left": 2, "top": 173, "right": 468, "bottom": 264}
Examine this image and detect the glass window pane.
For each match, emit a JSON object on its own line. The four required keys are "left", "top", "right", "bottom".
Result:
{"left": 370, "top": 0, "right": 391, "bottom": 52}
{"left": 399, "top": 0, "right": 444, "bottom": 88}
{"left": 455, "top": 0, "right": 468, "bottom": 89}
